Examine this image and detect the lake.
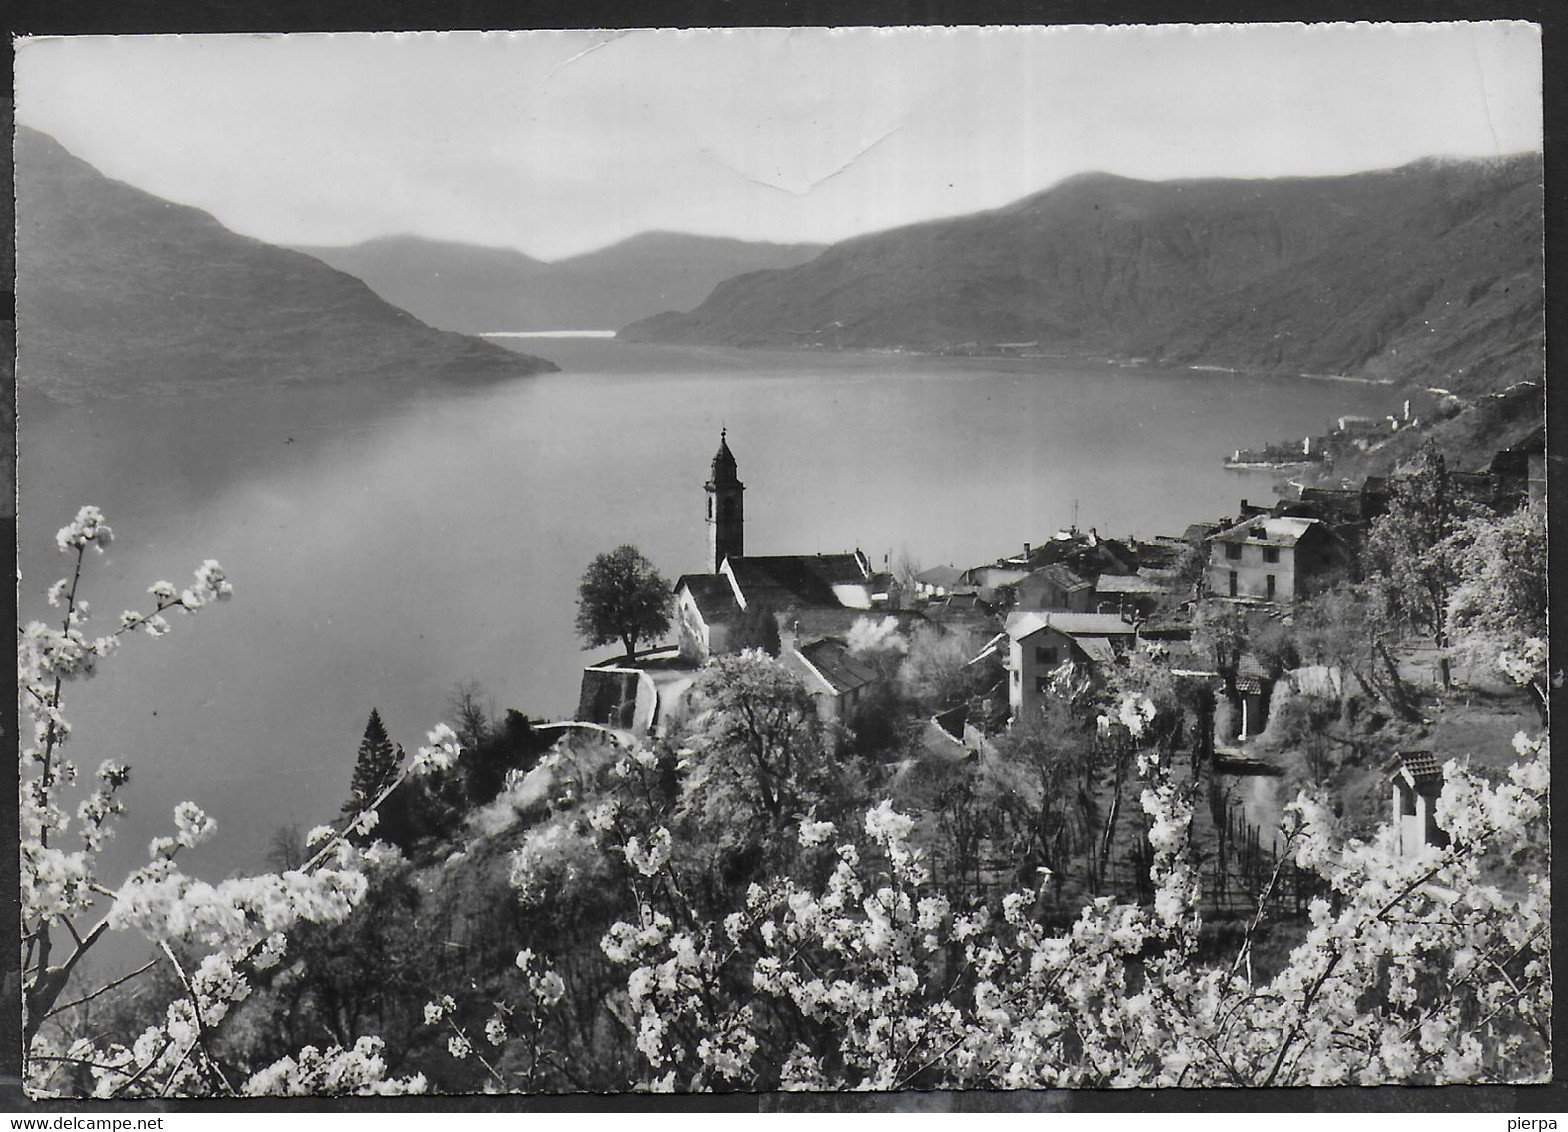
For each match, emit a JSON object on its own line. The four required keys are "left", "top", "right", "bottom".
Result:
{"left": 19, "top": 338, "right": 1402, "bottom": 900}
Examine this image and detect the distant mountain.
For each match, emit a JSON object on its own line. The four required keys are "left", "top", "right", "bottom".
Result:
{"left": 15, "top": 127, "right": 557, "bottom": 403}
{"left": 294, "top": 231, "right": 826, "bottom": 334}
{"left": 621, "top": 157, "right": 1544, "bottom": 399}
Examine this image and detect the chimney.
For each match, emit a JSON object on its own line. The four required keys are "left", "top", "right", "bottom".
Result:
{"left": 1023, "top": 542, "right": 1032, "bottom": 560}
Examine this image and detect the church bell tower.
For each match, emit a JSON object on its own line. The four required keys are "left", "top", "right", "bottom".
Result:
{"left": 706, "top": 428, "right": 745, "bottom": 573}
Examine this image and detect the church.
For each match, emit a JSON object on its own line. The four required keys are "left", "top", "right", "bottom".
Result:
{"left": 578, "top": 431, "right": 908, "bottom": 736}
{"left": 673, "top": 430, "right": 904, "bottom": 664}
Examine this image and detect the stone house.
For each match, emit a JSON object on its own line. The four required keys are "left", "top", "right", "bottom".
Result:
{"left": 1014, "top": 563, "right": 1094, "bottom": 613}
{"left": 781, "top": 632, "right": 879, "bottom": 726}
{"left": 1206, "top": 515, "right": 1343, "bottom": 603}
{"left": 1001, "top": 610, "right": 1139, "bottom": 723}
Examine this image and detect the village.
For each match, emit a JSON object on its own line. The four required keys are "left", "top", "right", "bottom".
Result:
{"left": 572, "top": 427, "right": 1545, "bottom": 897}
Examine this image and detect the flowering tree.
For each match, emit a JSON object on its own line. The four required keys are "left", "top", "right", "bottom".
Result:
{"left": 26, "top": 506, "right": 1548, "bottom": 1096}
{"left": 439, "top": 670, "right": 1548, "bottom": 1092}
{"left": 1364, "top": 444, "right": 1479, "bottom": 689}
{"left": 21, "top": 507, "right": 461, "bottom": 1098}
{"left": 563, "top": 698, "right": 1549, "bottom": 1089}
{"left": 1443, "top": 501, "right": 1548, "bottom": 718}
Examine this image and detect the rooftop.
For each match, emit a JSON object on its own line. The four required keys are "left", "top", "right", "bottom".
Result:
{"left": 1026, "top": 562, "right": 1093, "bottom": 590}
{"left": 793, "top": 636, "right": 879, "bottom": 696}
{"left": 1385, "top": 750, "right": 1444, "bottom": 785}
{"left": 724, "top": 552, "right": 869, "bottom": 610}
{"left": 676, "top": 574, "right": 741, "bottom": 620}
{"left": 1209, "top": 515, "right": 1323, "bottom": 548}
{"left": 1004, "top": 610, "right": 1138, "bottom": 641}
{"left": 914, "top": 565, "right": 964, "bottom": 588}
{"left": 1094, "top": 573, "right": 1170, "bottom": 595}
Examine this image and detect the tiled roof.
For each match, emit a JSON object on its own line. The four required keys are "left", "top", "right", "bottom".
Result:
{"left": 1094, "top": 573, "right": 1168, "bottom": 594}
{"left": 1209, "top": 515, "right": 1322, "bottom": 548}
{"left": 795, "top": 637, "right": 878, "bottom": 695}
{"left": 1074, "top": 636, "right": 1117, "bottom": 665}
{"left": 676, "top": 574, "right": 740, "bottom": 620}
{"left": 1027, "top": 562, "right": 1092, "bottom": 590}
{"left": 914, "top": 565, "right": 964, "bottom": 588}
{"left": 1237, "top": 653, "right": 1272, "bottom": 681}
{"left": 928, "top": 592, "right": 991, "bottom": 622}
{"left": 1386, "top": 750, "right": 1443, "bottom": 785}
{"left": 1004, "top": 611, "right": 1138, "bottom": 641}
{"left": 726, "top": 553, "right": 867, "bottom": 609}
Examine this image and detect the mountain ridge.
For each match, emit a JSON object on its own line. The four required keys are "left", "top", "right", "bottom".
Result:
{"left": 620, "top": 155, "right": 1544, "bottom": 400}
{"left": 293, "top": 231, "right": 827, "bottom": 334}
{"left": 15, "top": 126, "right": 558, "bottom": 403}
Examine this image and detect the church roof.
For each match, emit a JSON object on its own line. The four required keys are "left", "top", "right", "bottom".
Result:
{"left": 708, "top": 429, "right": 742, "bottom": 487}
{"left": 725, "top": 553, "right": 868, "bottom": 610}
{"left": 676, "top": 574, "right": 741, "bottom": 620}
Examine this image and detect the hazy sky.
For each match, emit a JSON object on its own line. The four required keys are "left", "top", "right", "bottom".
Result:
{"left": 16, "top": 23, "right": 1543, "bottom": 260}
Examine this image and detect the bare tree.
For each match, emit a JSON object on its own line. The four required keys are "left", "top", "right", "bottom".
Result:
{"left": 447, "top": 678, "right": 495, "bottom": 752}
{"left": 265, "top": 822, "right": 306, "bottom": 871}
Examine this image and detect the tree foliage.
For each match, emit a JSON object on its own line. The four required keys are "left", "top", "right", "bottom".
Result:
{"left": 24, "top": 501, "right": 1552, "bottom": 1099}
{"left": 1443, "top": 501, "right": 1547, "bottom": 660}
{"left": 575, "top": 545, "right": 673, "bottom": 659}
{"left": 346, "top": 709, "right": 403, "bottom": 815}
{"left": 678, "top": 650, "right": 841, "bottom": 840}
{"left": 1363, "top": 444, "right": 1479, "bottom": 686}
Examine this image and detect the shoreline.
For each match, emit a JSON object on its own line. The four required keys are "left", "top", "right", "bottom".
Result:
{"left": 611, "top": 337, "right": 1402, "bottom": 387}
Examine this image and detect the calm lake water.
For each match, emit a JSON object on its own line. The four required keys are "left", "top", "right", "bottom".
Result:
{"left": 19, "top": 339, "right": 1401, "bottom": 898}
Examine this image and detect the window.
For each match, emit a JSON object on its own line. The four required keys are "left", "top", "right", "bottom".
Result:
{"left": 1263, "top": 546, "right": 1280, "bottom": 564}
{"left": 1228, "top": 570, "right": 1238, "bottom": 597}
{"left": 1034, "top": 646, "right": 1059, "bottom": 666}
{"left": 1225, "top": 543, "right": 1242, "bottom": 561}
{"left": 1266, "top": 574, "right": 1277, "bottom": 599}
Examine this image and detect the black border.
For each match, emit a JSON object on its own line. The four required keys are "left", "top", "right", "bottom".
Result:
{"left": 2, "top": 0, "right": 1562, "bottom": 1116}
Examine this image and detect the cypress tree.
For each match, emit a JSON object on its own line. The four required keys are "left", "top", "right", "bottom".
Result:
{"left": 346, "top": 708, "right": 403, "bottom": 811}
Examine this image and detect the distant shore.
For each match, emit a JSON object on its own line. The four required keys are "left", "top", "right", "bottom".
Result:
{"left": 481, "top": 329, "right": 618, "bottom": 339}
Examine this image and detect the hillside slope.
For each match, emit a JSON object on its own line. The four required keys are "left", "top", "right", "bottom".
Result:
{"left": 16, "top": 127, "right": 557, "bottom": 403}
{"left": 622, "top": 157, "right": 1543, "bottom": 398}
{"left": 295, "top": 231, "right": 826, "bottom": 334}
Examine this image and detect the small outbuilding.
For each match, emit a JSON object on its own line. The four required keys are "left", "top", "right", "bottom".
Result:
{"left": 1385, "top": 750, "right": 1449, "bottom": 858}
